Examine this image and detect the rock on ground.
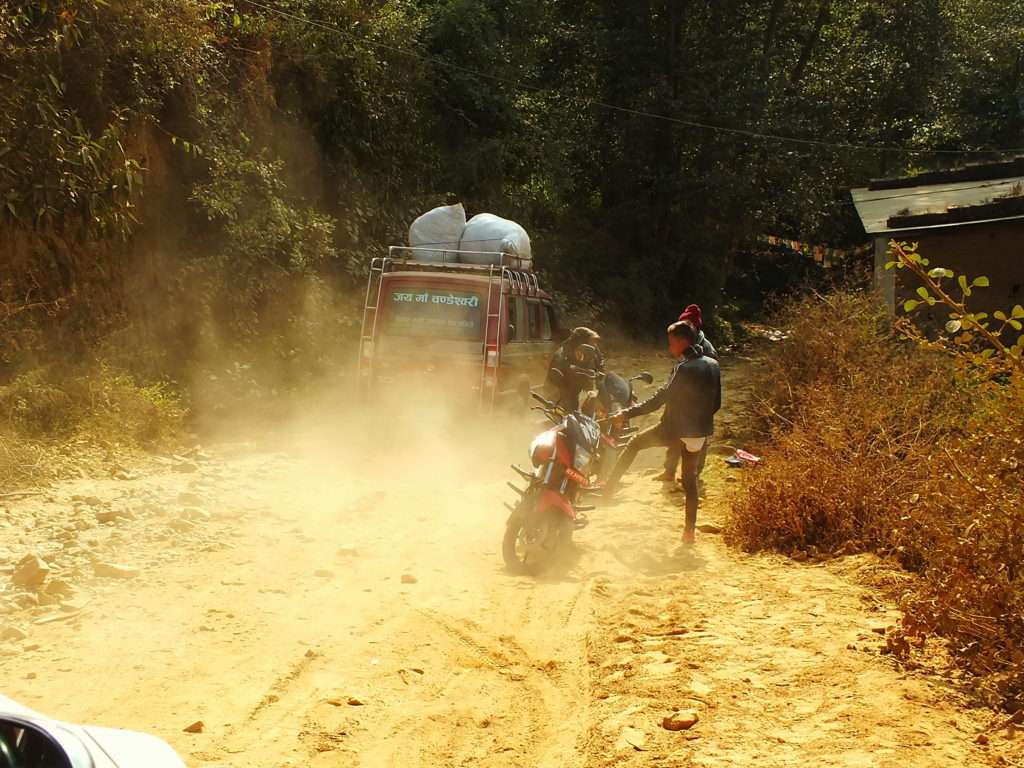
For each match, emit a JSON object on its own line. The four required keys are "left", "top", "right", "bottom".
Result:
{"left": 662, "top": 710, "right": 700, "bottom": 731}
{"left": 1, "top": 626, "right": 29, "bottom": 642}
{"left": 12, "top": 554, "right": 49, "bottom": 590}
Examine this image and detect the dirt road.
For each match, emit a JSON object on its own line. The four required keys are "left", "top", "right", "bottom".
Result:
{"left": 1, "top": 355, "right": 1018, "bottom": 767}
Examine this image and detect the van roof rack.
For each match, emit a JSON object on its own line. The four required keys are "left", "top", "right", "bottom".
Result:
{"left": 385, "top": 245, "right": 533, "bottom": 273}
{"left": 380, "top": 247, "right": 540, "bottom": 296}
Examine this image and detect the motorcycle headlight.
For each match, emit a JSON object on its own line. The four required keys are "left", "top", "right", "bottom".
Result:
{"left": 530, "top": 430, "right": 557, "bottom": 466}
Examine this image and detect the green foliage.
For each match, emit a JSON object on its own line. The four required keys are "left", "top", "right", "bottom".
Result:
{"left": 191, "top": 146, "right": 337, "bottom": 277}
{"left": 0, "top": 0, "right": 217, "bottom": 238}
{"left": 0, "top": 368, "right": 75, "bottom": 435}
{"left": 888, "top": 240, "right": 1024, "bottom": 373}
{"left": 2, "top": 0, "right": 1023, "bottom": 384}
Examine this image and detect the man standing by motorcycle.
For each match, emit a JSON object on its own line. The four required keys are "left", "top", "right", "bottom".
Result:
{"left": 603, "top": 319, "right": 721, "bottom": 545}
{"left": 654, "top": 304, "right": 718, "bottom": 487}
{"left": 546, "top": 326, "right": 604, "bottom": 411}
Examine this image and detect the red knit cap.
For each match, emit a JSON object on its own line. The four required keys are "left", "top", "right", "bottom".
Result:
{"left": 678, "top": 304, "right": 703, "bottom": 330}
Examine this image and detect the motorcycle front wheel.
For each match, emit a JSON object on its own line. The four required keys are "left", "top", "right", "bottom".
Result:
{"left": 502, "top": 500, "right": 567, "bottom": 576}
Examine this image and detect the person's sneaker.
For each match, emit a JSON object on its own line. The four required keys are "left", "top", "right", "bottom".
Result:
{"left": 652, "top": 470, "right": 675, "bottom": 482}
{"left": 682, "top": 528, "right": 696, "bottom": 546}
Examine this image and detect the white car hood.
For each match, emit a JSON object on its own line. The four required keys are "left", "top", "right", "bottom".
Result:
{"left": 80, "top": 725, "right": 186, "bottom": 768}
{"left": 0, "top": 695, "right": 185, "bottom": 768}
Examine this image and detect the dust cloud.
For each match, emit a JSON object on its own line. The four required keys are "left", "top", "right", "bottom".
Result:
{"left": 291, "top": 388, "right": 531, "bottom": 498}
{"left": 4, "top": 344, "right": 1017, "bottom": 768}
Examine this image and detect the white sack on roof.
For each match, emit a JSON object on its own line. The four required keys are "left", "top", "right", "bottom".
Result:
{"left": 458, "top": 213, "right": 532, "bottom": 268}
{"left": 408, "top": 203, "right": 466, "bottom": 262}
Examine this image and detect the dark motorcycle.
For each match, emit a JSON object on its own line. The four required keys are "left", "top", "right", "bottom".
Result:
{"left": 592, "top": 369, "right": 654, "bottom": 478}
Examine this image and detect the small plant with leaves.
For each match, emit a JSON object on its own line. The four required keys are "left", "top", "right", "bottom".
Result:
{"left": 886, "top": 240, "right": 1024, "bottom": 375}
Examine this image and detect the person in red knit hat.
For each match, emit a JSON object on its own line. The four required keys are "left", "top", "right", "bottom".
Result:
{"left": 678, "top": 304, "right": 703, "bottom": 329}
{"left": 653, "top": 305, "right": 719, "bottom": 491}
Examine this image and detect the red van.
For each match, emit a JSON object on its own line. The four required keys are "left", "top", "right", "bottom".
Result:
{"left": 357, "top": 247, "right": 560, "bottom": 408}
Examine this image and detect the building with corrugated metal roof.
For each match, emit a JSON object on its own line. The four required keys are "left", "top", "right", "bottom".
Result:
{"left": 851, "top": 159, "right": 1024, "bottom": 317}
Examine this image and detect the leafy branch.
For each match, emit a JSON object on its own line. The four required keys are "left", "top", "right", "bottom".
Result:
{"left": 886, "top": 240, "right": 1024, "bottom": 375}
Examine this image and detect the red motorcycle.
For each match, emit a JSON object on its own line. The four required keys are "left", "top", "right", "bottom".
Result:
{"left": 502, "top": 391, "right": 603, "bottom": 575}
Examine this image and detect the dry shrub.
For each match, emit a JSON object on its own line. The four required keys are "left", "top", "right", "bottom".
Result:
{"left": 898, "top": 386, "right": 1024, "bottom": 706}
{"left": 728, "top": 290, "right": 1024, "bottom": 707}
{"left": 728, "top": 292, "right": 966, "bottom": 558}
{"left": 0, "top": 431, "right": 55, "bottom": 488}
{"left": 0, "top": 363, "right": 185, "bottom": 450}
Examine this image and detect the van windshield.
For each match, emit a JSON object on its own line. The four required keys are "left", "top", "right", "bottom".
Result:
{"left": 381, "top": 286, "right": 484, "bottom": 340}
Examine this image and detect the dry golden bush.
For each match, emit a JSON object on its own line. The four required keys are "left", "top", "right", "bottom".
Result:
{"left": 728, "top": 291, "right": 1024, "bottom": 707}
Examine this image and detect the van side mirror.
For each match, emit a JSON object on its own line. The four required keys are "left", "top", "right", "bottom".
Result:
{"left": 637, "top": 371, "right": 655, "bottom": 385}
{"left": 0, "top": 719, "right": 73, "bottom": 768}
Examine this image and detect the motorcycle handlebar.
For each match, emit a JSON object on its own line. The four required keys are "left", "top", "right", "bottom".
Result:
{"left": 531, "top": 391, "right": 554, "bottom": 407}
{"left": 530, "top": 392, "right": 564, "bottom": 420}
{"left": 568, "top": 365, "right": 605, "bottom": 381}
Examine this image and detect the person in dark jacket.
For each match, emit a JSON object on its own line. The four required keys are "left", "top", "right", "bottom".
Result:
{"left": 654, "top": 304, "right": 718, "bottom": 486}
{"left": 603, "top": 319, "right": 721, "bottom": 544}
{"left": 546, "top": 326, "right": 604, "bottom": 411}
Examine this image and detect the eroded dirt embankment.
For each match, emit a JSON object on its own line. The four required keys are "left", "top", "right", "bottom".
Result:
{"left": 1, "top": 352, "right": 1019, "bottom": 767}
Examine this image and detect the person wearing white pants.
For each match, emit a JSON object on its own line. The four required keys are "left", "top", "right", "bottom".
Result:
{"left": 604, "top": 320, "right": 722, "bottom": 544}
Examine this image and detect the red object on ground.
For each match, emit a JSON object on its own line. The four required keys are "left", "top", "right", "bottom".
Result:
{"left": 735, "top": 449, "right": 762, "bottom": 464}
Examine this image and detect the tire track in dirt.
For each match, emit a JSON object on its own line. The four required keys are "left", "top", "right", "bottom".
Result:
{"left": 560, "top": 576, "right": 588, "bottom": 628}
{"left": 245, "top": 649, "right": 323, "bottom": 722}
{"left": 380, "top": 606, "right": 581, "bottom": 768}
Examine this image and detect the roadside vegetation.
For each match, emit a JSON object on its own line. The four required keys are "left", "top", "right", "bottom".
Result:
{"left": 3, "top": 1, "right": 1021, "bottom": 486}
{"left": 728, "top": 249, "right": 1024, "bottom": 709}
{"left": 0, "top": 363, "right": 185, "bottom": 488}
{"left": 3, "top": 0, "right": 1022, "bottom": 366}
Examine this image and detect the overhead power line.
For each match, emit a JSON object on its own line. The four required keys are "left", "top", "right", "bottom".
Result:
{"left": 243, "top": 0, "right": 1024, "bottom": 158}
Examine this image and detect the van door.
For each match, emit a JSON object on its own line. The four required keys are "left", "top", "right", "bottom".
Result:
{"left": 524, "top": 298, "right": 556, "bottom": 384}
{"left": 497, "top": 290, "right": 559, "bottom": 396}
